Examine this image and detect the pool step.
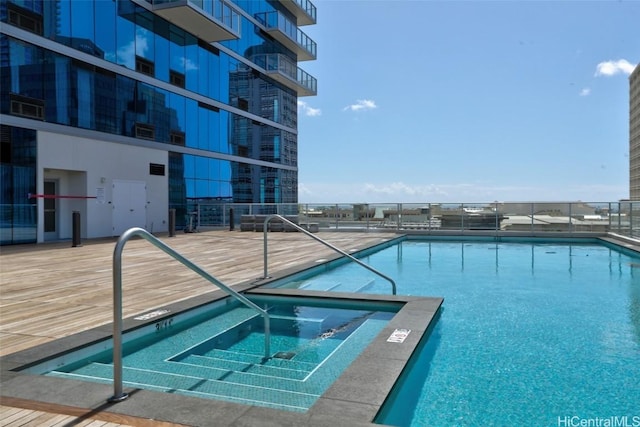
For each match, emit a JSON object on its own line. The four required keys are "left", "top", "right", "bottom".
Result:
{"left": 338, "top": 278, "right": 376, "bottom": 293}
{"left": 178, "top": 353, "right": 314, "bottom": 381}
{"left": 176, "top": 314, "right": 341, "bottom": 364}
{"left": 123, "top": 348, "right": 325, "bottom": 392}
{"left": 48, "top": 317, "right": 389, "bottom": 412}
{"left": 297, "top": 278, "right": 376, "bottom": 293}
{"left": 145, "top": 356, "right": 328, "bottom": 394}
{"left": 299, "top": 280, "right": 342, "bottom": 291}
{"left": 197, "top": 348, "right": 318, "bottom": 371}
{"left": 203, "top": 334, "right": 342, "bottom": 364}
{"left": 50, "top": 362, "right": 318, "bottom": 412}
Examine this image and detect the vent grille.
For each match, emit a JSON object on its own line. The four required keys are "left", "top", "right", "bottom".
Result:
{"left": 170, "top": 131, "right": 185, "bottom": 146}
{"left": 170, "top": 70, "right": 185, "bottom": 88}
{"left": 136, "top": 56, "right": 155, "bottom": 77}
{"left": 10, "top": 94, "right": 44, "bottom": 120}
{"left": 7, "top": 4, "right": 43, "bottom": 35}
{"left": 149, "top": 163, "right": 165, "bottom": 176}
{"left": 135, "top": 123, "right": 155, "bottom": 140}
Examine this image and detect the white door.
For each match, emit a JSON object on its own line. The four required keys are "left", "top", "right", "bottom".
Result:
{"left": 43, "top": 180, "right": 59, "bottom": 241}
{"left": 112, "top": 180, "right": 147, "bottom": 235}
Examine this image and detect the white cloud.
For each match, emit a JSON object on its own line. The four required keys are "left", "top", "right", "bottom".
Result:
{"left": 298, "top": 100, "right": 321, "bottom": 117}
{"left": 579, "top": 88, "right": 591, "bottom": 96}
{"left": 117, "top": 29, "right": 149, "bottom": 70}
{"left": 181, "top": 57, "right": 198, "bottom": 71}
{"left": 594, "top": 59, "right": 637, "bottom": 77}
{"left": 361, "top": 182, "right": 448, "bottom": 199}
{"left": 297, "top": 181, "right": 626, "bottom": 204}
{"left": 343, "top": 99, "right": 377, "bottom": 112}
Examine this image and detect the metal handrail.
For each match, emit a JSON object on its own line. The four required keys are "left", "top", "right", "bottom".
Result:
{"left": 109, "top": 227, "right": 271, "bottom": 403}
{"left": 262, "top": 214, "right": 397, "bottom": 295}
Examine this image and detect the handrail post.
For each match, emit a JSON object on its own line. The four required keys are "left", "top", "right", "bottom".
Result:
{"left": 263, "top": 222, "right": 269, "bottom": 279}
{"left": 109, "top": 228, "right": 136, "bottom": 403}
{"left": 263, "top": 215, "right": 396, "bottom": 295}
{"left": 110, "top": 227, "right": 271, "bottom": 403}
{"left": 569, "top": 202, "right": 572, "bottom": 233}
{"left": 531, "top": 203, "right": 535, "bottom": 232}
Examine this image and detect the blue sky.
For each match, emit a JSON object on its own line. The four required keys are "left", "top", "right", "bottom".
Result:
{"left": 295, "top": 1, "right": 639, "bottom": 203}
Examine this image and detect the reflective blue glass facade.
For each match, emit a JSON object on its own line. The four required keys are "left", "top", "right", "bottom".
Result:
{"left": 0, "top": 0, "right": 316, "bottom": 244}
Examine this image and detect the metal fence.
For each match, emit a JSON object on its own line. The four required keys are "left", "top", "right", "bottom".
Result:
{"left": 187, "top": 201, "right": 640, "bottom": 240}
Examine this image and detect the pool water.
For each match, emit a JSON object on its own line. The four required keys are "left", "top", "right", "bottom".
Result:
{"left": 39, "top": 297, "right": 394, "bottom": 412}
{"left": 277, "top": 240, "right": 640, "bottom": 426}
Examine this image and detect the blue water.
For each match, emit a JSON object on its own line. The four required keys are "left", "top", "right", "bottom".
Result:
{"left": 42, "top": 298, "right": 393, "bottom": 411}
{"left": 280, "top": 240, "right": 640, "bottom": 426}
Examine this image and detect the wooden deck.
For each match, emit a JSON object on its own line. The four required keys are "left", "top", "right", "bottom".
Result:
{"left": 0, "top": 230, "right": 394, "bottom": 426}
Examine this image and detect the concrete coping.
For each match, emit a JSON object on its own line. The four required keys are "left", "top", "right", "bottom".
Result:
{"left": 0, "top": 286, "right": 442, "bottom": 427}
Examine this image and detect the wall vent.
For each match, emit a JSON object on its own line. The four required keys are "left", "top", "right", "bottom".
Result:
{"left": 149, "top": 163, "right": 165, "bottom": 176}
{"left": 135, "top": 56, "right": 155, "bottom": 77}
{"left": 7, "top": 3, "right": 43, "bottom": 35}
{"left": 10, "top": 94, "right": 44, "bottom": 120}
{"left": 169, "top": 70, "right": 185, "bottom": 88}
{"left": 170, "top": 130, "right": 185, "bottom": 146}
{"left": 134, "top": 123, "right": 155, "bottom": 140}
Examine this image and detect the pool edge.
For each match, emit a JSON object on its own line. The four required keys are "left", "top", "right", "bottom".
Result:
{"left": 0, "top": 286, "right": 442, "bottom": 427}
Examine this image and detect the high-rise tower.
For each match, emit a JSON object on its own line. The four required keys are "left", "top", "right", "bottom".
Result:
{"left": 630, "top": 65, "right": 640, "bottom": 199}
{"left": 0, "top": 0, "right": 317, "bottom": 244}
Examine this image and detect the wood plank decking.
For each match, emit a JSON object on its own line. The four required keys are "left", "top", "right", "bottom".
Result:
{"left": 0, "top": 230, "right": 394, "bottom": 426}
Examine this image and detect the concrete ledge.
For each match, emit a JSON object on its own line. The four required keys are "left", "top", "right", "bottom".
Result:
{"left": 0, "top": 284, "right": 442, "bottom": 427}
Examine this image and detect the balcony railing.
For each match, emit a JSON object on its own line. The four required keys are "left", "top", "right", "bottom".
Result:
{"left": 279, "top": 0, "right": 317, "bottom": 26}
{"left": 183, "top": 201, "right": 640, "bottom": 241}
{"left": 252, "top": 53, "right": 317, "bottom": 96}
{"left": 149, "top": 0, "right": 240, "bottom": 42}
{"left": 255, "top": 11, "right": 316, "bottom": 61}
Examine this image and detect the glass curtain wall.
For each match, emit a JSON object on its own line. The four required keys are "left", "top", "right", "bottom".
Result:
{"left": 0, "top": 125, "right": 37, "bottom": 245}
{"left": 1, "top": 0, "right": 300, "bottom": 232}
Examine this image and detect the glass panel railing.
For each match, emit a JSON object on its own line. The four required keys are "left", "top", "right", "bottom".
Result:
{"left": 632, "top": 202, "right": 640, "bottom": 239}
{"left": 297, "top": 67, "right": 317, "bottom": 93}
{"left": 296, "top": 0, "right": 317, "bottom": 22}
{"left": 571, "top": 202, "right": 612, "bottom": 233}
{"left": 0, "top": 203, "right": 37, "bottom": 245}
{"left": 220, "top": 0, "right": 240, "bottom": 32}
{"left": 252, "top": 54, "right": 317, "bottom": 94}
{"left": 613, "top": 201, "right": 640, "bottom": 239}
{"left": 255, "top": 11, "right": 316, "bottom": 58}
{"left": 177, "top": 202, "right": 639, "bottom": 240}
{"left": 150, "top": 0, "right": 240, "bottom": 35}
{"left": 434, "top": 203, "right": 461, "bottom": 231}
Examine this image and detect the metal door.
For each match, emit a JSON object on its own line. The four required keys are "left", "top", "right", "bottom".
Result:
{"left": 43, "top": 180, "right": 58, "bottom": 241}
{"left": 112, "top": 180, "right": 146, "bottom": 235}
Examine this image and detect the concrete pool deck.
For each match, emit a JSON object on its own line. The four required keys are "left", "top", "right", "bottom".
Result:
{"left": 0, "top": 230, "right": 442, "bottom": 426}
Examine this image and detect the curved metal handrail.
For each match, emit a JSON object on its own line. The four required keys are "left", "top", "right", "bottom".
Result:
{"left": 263, "top": 214, "right": 397, "bottom": 295}
{"left": 109, "top": 227, "right": 270, "bottom": 403}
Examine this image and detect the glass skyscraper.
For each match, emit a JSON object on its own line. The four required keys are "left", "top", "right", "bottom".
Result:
{"left": 630, "top": 65, "right": 639, "bottom": 199}
{"left": 0, "top": 0, "right": 316, "bottom": 244}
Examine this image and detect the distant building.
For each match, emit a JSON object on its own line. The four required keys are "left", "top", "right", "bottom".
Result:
{"left": 630, "top": 64, "right": 640, "bottom": 199}
{"left": 1, "top": 0, "right": 317, "bottom": 244}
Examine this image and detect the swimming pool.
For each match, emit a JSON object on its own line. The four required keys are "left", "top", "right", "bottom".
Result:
{"left": 270, "top": 237, "right": 640, "bottom": 426}
{"left": 25, "top": 295, "right": 396, "bottom": 412}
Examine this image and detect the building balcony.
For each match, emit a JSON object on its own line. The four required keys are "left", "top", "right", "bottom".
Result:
{"left": 253, "top": 54, "right": 317, "bottom": 96}
{"left": 148, "top": 0, "right": 240, "bottom": 43}
{"left": 255, "top": 11, "right": 316, "bottom": 61}
{"left": 279, "top": 0, "right": 317, "bottom": 26}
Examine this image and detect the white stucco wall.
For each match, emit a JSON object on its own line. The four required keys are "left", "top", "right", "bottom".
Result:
{"left": 38, "top": 131, "right": 169, "bottom": 240}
